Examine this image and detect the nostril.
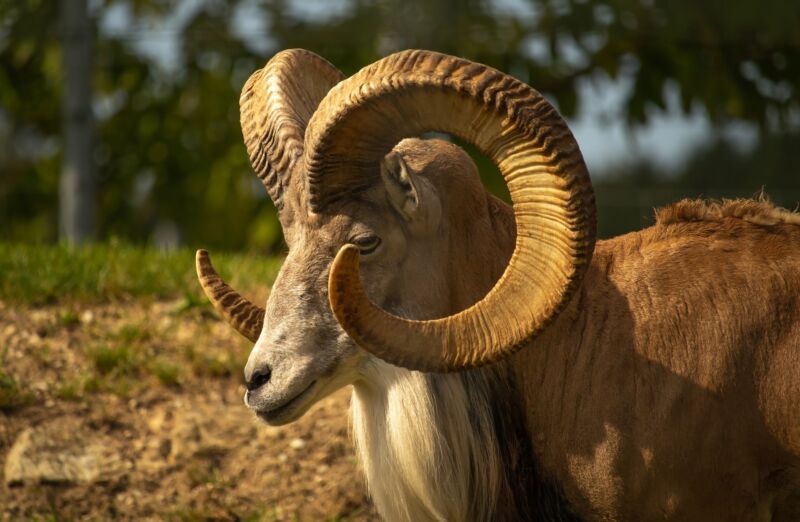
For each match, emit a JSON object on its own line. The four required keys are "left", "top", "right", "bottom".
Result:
{"left": 246, "top": 368, "right": 271, "bottom": 392}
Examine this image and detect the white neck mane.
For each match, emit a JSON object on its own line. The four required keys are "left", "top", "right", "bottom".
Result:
{"left": 350, "top": 360, "right": 503, "bottom": 521}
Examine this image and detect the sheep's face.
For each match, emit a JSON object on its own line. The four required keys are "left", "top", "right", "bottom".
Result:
{"left": 244, "top": 138, "right": 480, "bottom": 425}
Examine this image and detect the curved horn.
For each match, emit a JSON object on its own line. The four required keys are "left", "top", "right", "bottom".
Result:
{"left": 309, "top": 50, "right": 596, "bottom": 371}
{"left": 240, "top": 49, "right": 344, "bottom": 209}
{"left": 196, "top": 249, "right": 265, "bottom": 343}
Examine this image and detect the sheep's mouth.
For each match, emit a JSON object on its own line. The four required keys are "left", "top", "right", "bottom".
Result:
{"left": 255, "top": 380, "right": 317, "bottom": 425}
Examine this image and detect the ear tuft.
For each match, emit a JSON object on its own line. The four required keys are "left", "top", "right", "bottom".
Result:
{"left": 380, "top": 151, "right": 419, "bottom": 220}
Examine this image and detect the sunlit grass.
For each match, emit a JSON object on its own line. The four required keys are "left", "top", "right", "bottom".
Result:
{"left": 183, "top": 344, "right": 243, "bottom": 379}
{"left": 0, "top": 370, "right": 33, "bottom": 412}
{"left": 52, "top": 377, "right": 85, "bottom": 402}
{"left": 149, "top": 358, "right": 182, "bottom": 387}
{"left": 86, "top": 343, "right": 138, "bottom": 375}
{"left": 0, "top": 240, "right": 282, "bottom": 304}
{"left": 0, "top": 241, "right": 265, "bottom": 401}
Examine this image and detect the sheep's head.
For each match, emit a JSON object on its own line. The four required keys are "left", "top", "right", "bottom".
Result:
{"left": 196, "top": 49, "right": 597, "bottom": 425}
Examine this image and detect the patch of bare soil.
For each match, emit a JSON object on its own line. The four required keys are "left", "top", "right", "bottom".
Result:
{"left": 0, "top": 300, "right": 377, "bottom": 521}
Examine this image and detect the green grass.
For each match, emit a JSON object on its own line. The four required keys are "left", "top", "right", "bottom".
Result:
{"left": 86, "top": 344, "right": 138, "bottom": 375}
{"left": 0, "top": 370, "right": 33, "bottom": 412}
{"left": 115, "top": 322, "right": 151, "bottom": 344}
{"left": 57, "top": 308, "right": 81, "bottom": 328}
{"left": 149, "top": 358, "right": 182, "bottom": 386}
{"left": 52, "top": 377, "right": 85, "bottom": 402}
{"left": 183, "top": 344, "right": 242, "bottom": 379}
{"left": 0, "top": 240, "right": 282, "bottom": 304}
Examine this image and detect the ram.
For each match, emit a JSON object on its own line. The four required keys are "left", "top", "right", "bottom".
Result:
{"left": 196, "top": 49, "right": 800, "bottom": 521}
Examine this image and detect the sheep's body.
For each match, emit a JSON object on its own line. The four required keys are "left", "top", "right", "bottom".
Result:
{"left": 346, "top": 197, "right": 800, "bottom": 521}
{"left": 515, "top": 199, "right": 800, "bottom": 519}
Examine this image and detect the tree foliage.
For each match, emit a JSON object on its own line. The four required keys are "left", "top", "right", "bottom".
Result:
{"left": 1, "top": 0, "right": 798, "bottom": 249}
{"left": 533, "top": 0, "right": 800, "bottom": 125}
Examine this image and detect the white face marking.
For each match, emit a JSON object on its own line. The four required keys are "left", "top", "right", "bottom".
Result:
{"left": 242, "top": 138, "right": 478, "bottom": 426}
{"left": 244, "top": 237, "right": 363, "bottom": 425}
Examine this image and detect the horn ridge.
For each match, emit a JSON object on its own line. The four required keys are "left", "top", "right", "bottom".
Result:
{"left": 240, "top": 49, "right": 345, "bottom": 210}
{"left": 196, "top": 249, "right": 265, "bottom": 343}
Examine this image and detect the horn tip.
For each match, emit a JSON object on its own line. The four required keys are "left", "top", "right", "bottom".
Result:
{"left": 329, "top": 244, "right": 362, "bottom": 318}
{"left": 339, "top": 243, "right": 360, "bottom": 258}
{"left": 196, "top": 249, "right": 211, "bottom": 268}
{"left": 195, "top": 249, "right": 214, "bottom": 281}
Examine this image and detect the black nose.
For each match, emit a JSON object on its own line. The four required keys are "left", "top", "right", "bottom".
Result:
{"left": 246, "top": 367, "right": 272, "bottom": 391}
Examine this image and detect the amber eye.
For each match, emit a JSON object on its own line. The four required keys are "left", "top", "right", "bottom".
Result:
{"left": 351, "top": 235, "right": 382, "bottom": 255}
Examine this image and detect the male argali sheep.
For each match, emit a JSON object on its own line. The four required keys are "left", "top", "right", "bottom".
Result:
{"left": 196, "top": 49, "right": 800, "bottom": 521}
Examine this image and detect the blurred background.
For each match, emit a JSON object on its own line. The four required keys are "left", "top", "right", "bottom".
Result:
{"left": 3, "top": 0, "right": 799, "bottom": 252}
{"left": 1, "top": 1, "right": 799, "bottom": 520}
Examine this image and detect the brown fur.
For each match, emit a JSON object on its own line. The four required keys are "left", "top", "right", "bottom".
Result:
{"left": 655, "top": 197, "right": 800, "bottom": 226}
{"left": 497, "top": 196, "right": 800, "bottom": 520}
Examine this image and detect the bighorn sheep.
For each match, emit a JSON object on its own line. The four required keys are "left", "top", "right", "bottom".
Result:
{"left": 196, "top": 49, "right": 800, "bottom": 520}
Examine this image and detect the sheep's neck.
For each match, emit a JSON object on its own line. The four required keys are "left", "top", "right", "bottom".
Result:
{"left": 350, "top": 365, "right": 499, "bottom": 521}
{"left": 348, "top": 193, "right": 577, "bottom": 521}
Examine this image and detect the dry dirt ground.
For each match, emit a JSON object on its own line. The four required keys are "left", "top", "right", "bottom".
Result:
{"left": 0, "top": 299, "right": 378, "bottom": 521}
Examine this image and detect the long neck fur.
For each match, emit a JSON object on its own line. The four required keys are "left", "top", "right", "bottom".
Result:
{"left": 350, "top": 361, "right": 579, "bottom": 521}
{"left": 351, "top": 363, "right": 499, "bottom": 521}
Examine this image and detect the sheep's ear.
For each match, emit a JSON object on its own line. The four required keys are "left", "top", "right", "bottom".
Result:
{"left": 381, "top": 151, "right": 419, "bottom": 220}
